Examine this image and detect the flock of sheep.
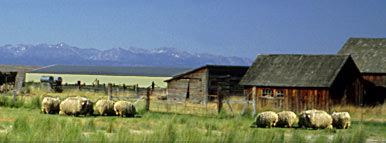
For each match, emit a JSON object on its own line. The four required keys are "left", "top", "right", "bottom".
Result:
{"left": 255, "top": 110, "right": 351, "bottom": 129}
{"left": 41, "top": 97, "right": 136, "bottom": 117}
{"left": 42, "top": 96, "right": 350, "bottom": 130}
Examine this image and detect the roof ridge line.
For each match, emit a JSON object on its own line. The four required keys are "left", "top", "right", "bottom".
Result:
{"left": 328, "top": 55, "right": 350, "bottom": 87}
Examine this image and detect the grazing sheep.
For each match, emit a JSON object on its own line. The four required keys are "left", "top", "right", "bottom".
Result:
{"left": 331, "top": 112, "right": 351, "bottom": 129}
{"left": 255, "top": 111, "right": 278, "bottom": 128}
{"left": 96, "top": 100, "right": 115, "bottom": 116}
{"left": 276, "top": 111, "right": 297, "bottom": 128}
{"left": 59, "top": 97, "right": 93, "bottom": 116}
{"left": 41, "top": 97, "right": 61, "bottom": 114}
{"left": 114, "top": 101, "right": 136, "bottom": 117}
{"left": 299, "top": 110, "right": 333, "bottom": 129}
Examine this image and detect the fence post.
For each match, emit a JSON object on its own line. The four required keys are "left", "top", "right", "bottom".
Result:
{"left": 77, "top": 81, "right": 82, "bottom": 91}
{"left": 108, "top": 83, "right": 112, "bottom": 100}
{"left": 103, "top": 84, "right": 107, "bottom": 94}
{"left": 241, "top": 93, "right": 250, "bottom": 115}
{"left": 13, "top": 90, "right": 16, "bottom": 102}
{"left": 146, "top": 87, "right": 150, "bottom": 111}
{"left": 252, "top": 87, "right": 257, "bottom": 117}
{"left": 135, "top": 84, "right": 139, "bottom": 97}
{"left": 151, "top": 81, "right": 155, "bottom": 95}
{"left": 217, "top": 87, "right": 223, "bottom": 114}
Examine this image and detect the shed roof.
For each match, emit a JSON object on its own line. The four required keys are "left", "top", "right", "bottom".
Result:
{"left": 28, "top": 65, "right": 192, "bottom": 77}
{"left": 338, "top": 38, "right": 386, "bottom": 74}
{"left": 239, "top": 54, "right": 351, "bottom": 88}
{"left": 165, "top": 65, "right": 249, "bottom": 82}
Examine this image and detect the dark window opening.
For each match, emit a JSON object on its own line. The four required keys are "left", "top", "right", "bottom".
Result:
{"left": 276, "top": 90, "right": 284, "bottom": 98}
{"left": 263, "top": 89, "right": 273, "bottom": 96}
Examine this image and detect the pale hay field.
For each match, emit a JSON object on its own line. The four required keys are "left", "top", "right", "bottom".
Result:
{"left": 26, "top": 73, "right": 171, "bottom": 88}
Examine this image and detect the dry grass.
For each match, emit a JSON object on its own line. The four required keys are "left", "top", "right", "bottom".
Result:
{"left": 332, "top": 104, "right": 386, "bottom": 121}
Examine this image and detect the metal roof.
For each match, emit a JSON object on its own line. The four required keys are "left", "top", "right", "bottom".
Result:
{"left": 338, "top": 38, "right": 386, "bottom": 74}
{"left": 29, "top": 65, "right": 192, "bottom": 77}
{"left": 239, "top": 54, "right": 352, "bottom": 88}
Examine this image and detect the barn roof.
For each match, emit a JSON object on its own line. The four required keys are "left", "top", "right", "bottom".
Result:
{"left": 28, "top": 65, "right": 192, "bottom": 77}
{"left": 239, "top": 54, "right": 352, "bottom": 88}
{"left": 338, "top": 38, "right": 386, "bottom": 74}
{"left": 165, "top": 65, "right": 249, "bottom": 82}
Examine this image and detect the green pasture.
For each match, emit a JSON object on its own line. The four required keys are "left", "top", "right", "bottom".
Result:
{"left": 0, "top": 95, "right": 385, "bottom": 142}
{"left": 26, "top": 73, "right": 170, "bottom": 88}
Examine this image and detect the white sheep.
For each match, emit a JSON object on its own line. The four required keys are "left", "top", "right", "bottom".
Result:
{"left": 331, "top": 112, "right": 351, "bottom": 129}
{"left": 299, "top": 110, "right": 333, "bottom": 129}
{"left": 276, "top": 111, "right": 297, "bottom": 128}
{"left": 96, "top": 100, "right": 115, "bottom": 116}
{"left": 59, "top": 97, "right": 93, "bottom": 116}
{"left": 255, "top": 111, "right": 278, "bottom": 128}
{"left": 114, "top": 101, "right": 136, "bottom": 117}
{"left": 41, "top": 97, "right": 61, "bottom": 114}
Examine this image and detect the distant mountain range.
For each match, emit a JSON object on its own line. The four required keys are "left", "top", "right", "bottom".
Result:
{"left": 0, "top": 43, "right": 252, "bottom": 67}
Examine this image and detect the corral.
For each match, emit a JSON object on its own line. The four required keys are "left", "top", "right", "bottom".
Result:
{"left": 338, "top": 38, "right": 386, "bottom": 105}
{"left": 240, "top": 55, "right": 364, "bottom": 113}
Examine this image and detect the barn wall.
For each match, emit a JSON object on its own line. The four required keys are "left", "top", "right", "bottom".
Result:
{"left": 362, "top": 74, "right": 386, "bottom": 87}
{"left": 246, "top": 87, "right": 330, "bottom": 113}
{"left": 167, "top": 68, "right": 208, "bottom": 103}
{"left": 207, "top": 66, "right": 248, "bottom": 97}
{"left": 362, "top": 74, "right": 386, "bottom": 105}
{"left": 329, "top": 58, "right": 364, "bottom": 106}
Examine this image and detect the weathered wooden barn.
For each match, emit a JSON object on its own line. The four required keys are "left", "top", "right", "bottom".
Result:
{"left": 239, "top": 55, "right": 364, "bottom": 112}
{"left": 338, "top": 38, "right": 386, "bottom": 105}
{"left": 165, "top": 65, "right": 249, "bottom": 104}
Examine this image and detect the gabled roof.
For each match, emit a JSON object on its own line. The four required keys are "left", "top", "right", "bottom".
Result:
{"left": 28, "top": 65, "right": 192, "bottom": 77}
{"left": 239, "top": 54, "right": 352, "bottom": 88}
{"left": 165, "top": 65, "right": 249, "bottom": 82}
{"left": 338, "top": 38, "right": 386, "bottom": 74}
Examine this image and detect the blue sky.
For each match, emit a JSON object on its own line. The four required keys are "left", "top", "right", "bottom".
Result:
{"left": 0, "top": 0, "right": 385, "bottom": 59}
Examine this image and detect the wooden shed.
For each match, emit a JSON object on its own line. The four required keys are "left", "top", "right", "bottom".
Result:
{"left": 338, "top": 38, "right": 386, "bottom": 105}
{"left": 0, "top": 65, "right": 38, "bottom": 93}
{"left": 165, "top": 65, "right": 249, "bottom": 104}
{"left": 239, "top": 54, "right": 364, "bottom": 112}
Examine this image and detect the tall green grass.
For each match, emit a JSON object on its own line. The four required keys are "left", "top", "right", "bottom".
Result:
{"left": 0, "top": 95, "right": 40, "bottom": 109}
{"left": 0, "top": 107, "right": 380, "bottom": 142}
{"left": 0, "top": 92, "right": 383, "bottom": 142}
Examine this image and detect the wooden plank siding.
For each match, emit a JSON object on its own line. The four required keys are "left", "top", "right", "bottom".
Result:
{"left": 167, "top": 68, "right": 207, "bottom": 103}
{"left": 247, "top": 87, "right": 331, "bottom": 113}
{"left": 362, "top": 74, "right": 386, "bottom": 87}
{"left": 166, "top": 65, "right": 249, "bottom": 104}
{"left": 361, "top": 74, "right": 386, "bottom": 105}
{"left": 207, "top": 67, "right": 248, "bottom": 97}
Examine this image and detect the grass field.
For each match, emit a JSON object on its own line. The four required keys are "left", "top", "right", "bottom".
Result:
{"left": 26, "top": 73, "right": 170, "bottom": 88}
{"left": 0, "top": 94, "right": 385, "bottom": 142}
